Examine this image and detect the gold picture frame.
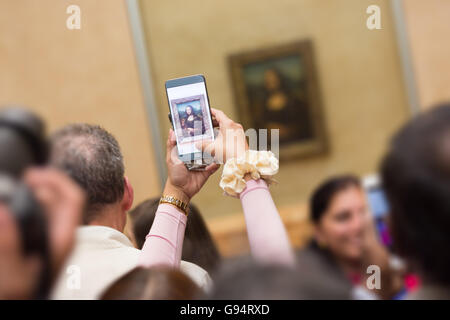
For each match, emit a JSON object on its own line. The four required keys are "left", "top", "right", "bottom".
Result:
{"left": 229, "top": 40, "right": 328, "bottom": 160}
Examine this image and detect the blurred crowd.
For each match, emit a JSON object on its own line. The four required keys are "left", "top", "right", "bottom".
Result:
{"left": 1, "top": 102, "right": 450, "bottom": 300}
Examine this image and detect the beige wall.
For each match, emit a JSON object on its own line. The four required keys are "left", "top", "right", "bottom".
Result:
{"left": 402, "top": 0, "right": 450, "bottom": 109}
{"left": 0, "top": 0, "right": 161, "bottom": 206}
{"left": 139, "top": 0, "right": 410, "bottom": 219}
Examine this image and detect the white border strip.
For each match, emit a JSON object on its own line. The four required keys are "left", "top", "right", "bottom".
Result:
{"left": 126, "top": 0, "right": 166, "bottom": 188}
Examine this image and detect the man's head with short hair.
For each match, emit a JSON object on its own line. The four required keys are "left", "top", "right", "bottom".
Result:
{"left": 49, "top": 124, "right": 131, "bottom": 226}
{"left": 382, "top": 103, "right": 450, "bottom": 286}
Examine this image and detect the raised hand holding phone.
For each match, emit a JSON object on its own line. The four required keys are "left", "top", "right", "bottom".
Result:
{"left": 165, "top": 128, "right": 219, "bottom": 203}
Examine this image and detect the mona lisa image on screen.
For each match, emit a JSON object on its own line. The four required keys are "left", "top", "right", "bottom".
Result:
{"left": 177, "top": 101, "right": 205, "bottom": 138}
{"left": 229, "top": 40, "right": 328, "bottom": 160}
{"left": 170, "top": 94, "right": 211, "bottom": 141}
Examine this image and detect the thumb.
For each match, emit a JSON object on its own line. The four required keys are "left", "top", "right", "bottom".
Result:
{"left": 166, "top": 129, "right": 178, "bottom": 164}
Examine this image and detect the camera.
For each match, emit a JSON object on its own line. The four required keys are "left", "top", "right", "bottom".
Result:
{"left": 0, "top": 107, "right": 51, "bottom": 298}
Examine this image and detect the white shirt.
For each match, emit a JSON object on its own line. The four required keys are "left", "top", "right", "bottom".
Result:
{"left": 51, "top": 226, "right": 212, "bottom": 299}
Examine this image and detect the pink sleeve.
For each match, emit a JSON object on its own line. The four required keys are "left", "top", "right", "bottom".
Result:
{"left": 239, "top": 179, "right": 295, "bottom": 266}
{"left": 139, "top": 203, "right": 186, "bottom": 268}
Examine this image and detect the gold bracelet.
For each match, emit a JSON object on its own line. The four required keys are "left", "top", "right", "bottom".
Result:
{"left": 159, "top": 195, "right": 189, "bottom": 216}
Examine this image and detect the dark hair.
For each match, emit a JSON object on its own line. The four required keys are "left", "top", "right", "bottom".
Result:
{"left": 101, "top": 266, "right": 200, "bottom": 300}
{"left": 49, "top": 124, "right": 124, "bottom": 224}
{"left": 310, "top": 175, "right": 361, "bottom": 224}
{"left": 381, "top": 103, "right": 450, "bottom": 285}
{"left": 208, "top": 256, "right": 351, "bottom": 300}
{"left": 130, "top": 198, "right": 221, "bottom": 274}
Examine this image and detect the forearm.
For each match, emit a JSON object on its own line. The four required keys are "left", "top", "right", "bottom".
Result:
{"left": 139, "top": 203, "right": 186, "bottom": 268}
{"left": 139, "top": 183, "right": 189, "bottom": 268}
{"left": 239, "top": 178, "right": 295, "bottom": 266}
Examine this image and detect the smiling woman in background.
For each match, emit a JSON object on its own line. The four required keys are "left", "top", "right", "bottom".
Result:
{"left": 301, "top": 175, "right": 406, "bottom": 300}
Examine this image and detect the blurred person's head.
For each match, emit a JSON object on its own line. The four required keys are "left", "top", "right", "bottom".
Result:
{"left": 49, "top": 124, "right": 133, "bottom": 230}
{"left": 130, "top": 198, "right": 221, "bottom": 274}
{"left": 101, "top": 266, "right": 200, "bottom": 300}
{"left": 208, "top": 257, "right": 351, "bottom": 299}
{"left": 310, "top": 175, "right": 368, "bottom": 264}
{"left": 381, "top": 103, "right": 450, "bottom": 287}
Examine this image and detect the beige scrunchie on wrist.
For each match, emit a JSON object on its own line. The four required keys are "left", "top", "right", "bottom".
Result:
{"left": 219, "top": 150, "right": 279, "bottom": 197}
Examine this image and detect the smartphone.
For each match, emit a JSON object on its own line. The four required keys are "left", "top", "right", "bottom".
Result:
{"left": 165, "top": 75, "right": 215, "bottom": 170}
{"left": 362, "top": 174, "right": 392, "bottom": 248}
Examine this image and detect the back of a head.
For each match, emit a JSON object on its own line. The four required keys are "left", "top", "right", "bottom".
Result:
{"left": 130, "top": 198, "right": 221, "bottom": 274}
{"left": 129, "top": 198, "right": 160, "bottom": 249}
{"left": 381, "top": 103, "right": 450, "bottom": 286}
{"left": 49, "top": 123, "right": 124, "bottom": 223}
{"left": 101, "top": 266, "right": 200, "bottom": 300}
{"left": 182, "top": 202, "right": 221, "bottom": 274}
{"left": 208, "top": 257, "right": 351, "bottom": 300}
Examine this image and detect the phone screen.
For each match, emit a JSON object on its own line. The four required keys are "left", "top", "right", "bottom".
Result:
{"left": 367, "top": 186, "right": 392, "bottom": 247}
{"left": 166, "top": 76, "right": 214, "bottom": 162}
{"left": 367, "top": 187, "right": 389, "bottom": 219}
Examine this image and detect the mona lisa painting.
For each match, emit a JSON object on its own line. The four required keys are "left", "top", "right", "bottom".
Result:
{"left": 229, "top": 40, "right": 327, "bottom": 160}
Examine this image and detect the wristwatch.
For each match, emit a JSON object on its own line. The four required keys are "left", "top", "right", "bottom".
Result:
{"left": 159, "top": 195, "right": 189, "bottom": 216}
